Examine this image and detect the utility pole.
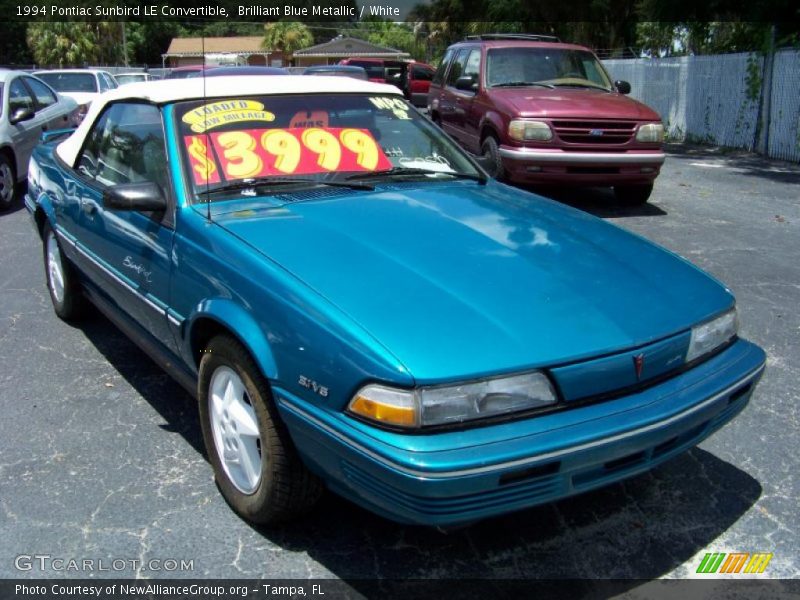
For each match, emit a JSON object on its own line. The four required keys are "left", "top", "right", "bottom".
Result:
{"left": 755, "top": 24, "right": 776, "bottom": 156}
{"left": 121, "top": 21, "right": 129, "bottom": 67}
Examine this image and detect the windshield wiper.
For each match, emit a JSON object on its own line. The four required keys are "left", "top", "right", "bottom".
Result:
{"left": 552, "top": 82, "right": 611, "bottom": 91}
{"left": 200, "top": 177, "right": 374, "bottom": 196}
{"left": 345, "top": 167, "right": 486, "bottom": 185}
{"left": 492, "top": 81, "right": 555, "bottom": 89}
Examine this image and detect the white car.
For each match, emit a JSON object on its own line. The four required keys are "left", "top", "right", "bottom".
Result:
{"left": 115, "top": 73, "right": 155, "bottom": 86}
{"left": 32, "top": 69, "right": 118, "bottom": 123}
{"left": 0, "top": 69, "right": 78, "bottom": 208}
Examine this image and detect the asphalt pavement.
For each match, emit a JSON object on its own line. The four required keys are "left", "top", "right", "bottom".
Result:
{"left": 1, "top": 145, "right": 798, "bottom": 586}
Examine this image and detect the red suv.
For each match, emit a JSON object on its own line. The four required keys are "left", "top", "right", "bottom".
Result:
{"left": 399, "top": 62, "right": 435, "bottom": 107}
{"left": 428, "top": 34, "right": 665, "bottom": 204}
{"left": 340, "top": 58, "right": 435, "bottom": 107}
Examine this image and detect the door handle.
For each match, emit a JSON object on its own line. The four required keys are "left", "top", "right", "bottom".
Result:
{"left": 80, "top": 198, "right": 97, "bottom": 215}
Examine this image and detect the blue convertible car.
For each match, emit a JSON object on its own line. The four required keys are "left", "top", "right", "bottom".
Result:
{"left": 25, "top": 76, "right": 765, "bottom": 527}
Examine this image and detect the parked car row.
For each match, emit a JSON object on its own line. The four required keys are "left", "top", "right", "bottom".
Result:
{"left": 22, "top": 65, "right": 764, "bottom": 529}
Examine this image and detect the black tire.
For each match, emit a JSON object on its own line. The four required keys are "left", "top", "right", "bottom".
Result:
{"left": 481, "top": 135, "right": 506, "bottom": 180}
{"left": 198, "top": 335, "right": 322, "bottom": 524}
{"left": 614, "top": 183, "right": 653, "bottom": 205}
{"left": 43, "top": 223, "right": 88, "bottom": 320}
{"left": 0, "top": 153, "right": 16, "bottom": 210}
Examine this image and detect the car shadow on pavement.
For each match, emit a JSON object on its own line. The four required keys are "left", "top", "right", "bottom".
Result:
{"left": 256, "top": 448, "right": 760, "bottom": 586}
{"left": 522, "top": 185, "right": 669, "bottom": 219}
{"left": 76, "top": 307, "right": 761, "bottom": 587}
{"left": 665, "top": 143, "right": 800, "bottom": 186}
{"left": 76, "top": 313, "right": 207, "bottom": 459}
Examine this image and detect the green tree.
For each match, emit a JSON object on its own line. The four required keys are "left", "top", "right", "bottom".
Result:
{"left": 123, "top": 22, "right": 181, "bottom": 66}
{"left": 262, "top": 21, "right": 314, "bottom": 63}
{"left": 345, "top": 18, "right": 417, "bottom": 55}
{"left": 26, "top": 22, "right": 100, "bottom": 67}
{"left": 0, "top": 22, "right": 33, "bottom": 66}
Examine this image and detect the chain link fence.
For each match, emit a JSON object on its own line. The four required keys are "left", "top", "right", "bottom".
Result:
{"left": 604, "top": 49, "right": 800, "bottom": 163}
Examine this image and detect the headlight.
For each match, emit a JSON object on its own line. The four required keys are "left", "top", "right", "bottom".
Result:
{"left": 508, "top": 120, "right": 553, "bottom": 142}
{"left": 686, "top": 308, "right": 738, "bottom": 363}
{"left": 348, "top": 371, "right": 557, "bottom": 429}
{"left": 636, "top": 123, "right": 664, "bottom": 143}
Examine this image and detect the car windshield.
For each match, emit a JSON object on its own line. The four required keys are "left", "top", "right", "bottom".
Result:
{"left": 486, "top": 47, "right": 613, "bottom": 90}
{"left": 175, "top": 93, "right": 481, "bottom": 202}
{"left": 115, "top": 74, "right": 146, "bottom": 84}
{"left": 35, "top": 72, "right": 98, "bottom": 93}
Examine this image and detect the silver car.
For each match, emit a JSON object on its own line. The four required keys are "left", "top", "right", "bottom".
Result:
{"left": 0, "top": 69, "right": 78, "bottom": 209}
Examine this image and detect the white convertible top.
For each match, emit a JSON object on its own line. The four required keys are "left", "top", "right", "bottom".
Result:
{"left": 56, "top": 75, "right": 402, "bottom": 166}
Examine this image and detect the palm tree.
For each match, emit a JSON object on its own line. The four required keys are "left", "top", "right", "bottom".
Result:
{"left": 26, "top": 22, "right": 100, "bottom": 67}
{"left": 262, "top": 22, "right": 314, "bottom": 65}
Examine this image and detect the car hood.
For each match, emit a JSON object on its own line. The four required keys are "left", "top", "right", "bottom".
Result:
{"left": 213, "top": 182, "right": 731, "bottom": 382}
{"left": 491, "top": 88, "right": 661, "bottom": 121}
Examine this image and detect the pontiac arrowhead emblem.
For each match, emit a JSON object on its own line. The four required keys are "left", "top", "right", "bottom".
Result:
{"left": 633, "top": 353, "right": 645, "bottom": 380}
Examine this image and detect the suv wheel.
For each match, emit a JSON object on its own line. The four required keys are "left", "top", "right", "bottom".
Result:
{"left": 481, "top": 136, "right": 506, "bottom": 180}
{"left": 198, "top": 335, "right": 323, "bottom": 524}
{"left": 43, "top": 223, "right": 88, "bottom": 320}
{"left": 614, "top": 184, "right": 653, "bottom": 205}
{"left": 0, "top": 154, "right": 15, "bottom": 210}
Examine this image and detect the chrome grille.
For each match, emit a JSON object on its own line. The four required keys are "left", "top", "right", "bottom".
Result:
{"left": 551, "top": 120, "right": 636, "bottom": 145}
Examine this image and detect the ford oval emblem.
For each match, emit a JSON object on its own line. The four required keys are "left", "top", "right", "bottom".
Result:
{"left": 589, "top": 129, "right": 604, "bottom": 136}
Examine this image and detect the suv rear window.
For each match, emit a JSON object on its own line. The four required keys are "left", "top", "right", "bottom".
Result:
{"left": 346, "top": 61, "right": 385, "bottom": 80}
{"left": 411, "top": 66, "right": 433, "bottom": 81}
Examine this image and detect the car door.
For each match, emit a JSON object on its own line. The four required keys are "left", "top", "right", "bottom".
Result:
{"left": 428, "top": 48, "right": 454, "bottom": 114}
{"left": 70, "top": 101, "right": 179, "bottom": 354}
{"left": 450, "top": 48, "right": 482, "bottom": 151}
{"left": 440, "top": 47, "right": 480, "bottom": 144}
{"left": 412, "top": 65, "right": 433, "bottom": 94}
{"left": 6, "top": 76, "right": 48, "bottom": 176}
{"left": 439, "top": 48, "right": 469, "bottom": 139}
{"left": 22, "top": 76, "right": 73, "bottom": 132}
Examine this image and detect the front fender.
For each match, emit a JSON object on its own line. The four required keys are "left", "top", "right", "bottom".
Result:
{"left": 27, "top": 190, "right": 58, "bottom": 237}
{"left": 185, "top": 298, "right": 279, "bottom": 381}
{"left": 480, "top": 110, "right": 505, "bottom": 142}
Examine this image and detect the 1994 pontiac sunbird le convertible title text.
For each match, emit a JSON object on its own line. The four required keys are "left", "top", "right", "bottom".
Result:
{"left": 25, "top": 76, "right": 765, "bottom": 527}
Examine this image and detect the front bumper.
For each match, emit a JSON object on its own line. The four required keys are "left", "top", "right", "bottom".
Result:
{"left": 498, "top": 146, "right": 665, "bottom": 185}
{"left": 276, "top": 339, "right": 765, "bottom": 526}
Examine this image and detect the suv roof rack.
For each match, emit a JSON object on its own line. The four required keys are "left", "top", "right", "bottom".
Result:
{"left": 464, "top": 33, "right": 561, "bottom": 43}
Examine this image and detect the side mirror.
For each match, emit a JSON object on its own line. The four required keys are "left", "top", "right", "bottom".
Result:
{"left": 9, "top": 107, "right": 35, "bottom": 124}
{"left": 615, "top": 80, "right": 631, "bottom": 94}
{"left": 103, "top": 182, "right": 167, "bottom": 212}
{"left": 455, "top": 75, "right": 478, "bottom": 92}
